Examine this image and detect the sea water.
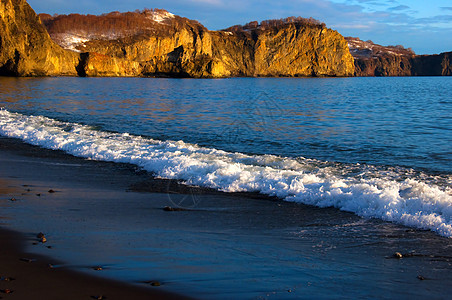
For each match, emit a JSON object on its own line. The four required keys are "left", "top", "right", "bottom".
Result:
{"left": 0, "top": 76, "right": 450, "bottom": 237}
{"left": 1, "top": 76, "right": 452, "bottom": 298}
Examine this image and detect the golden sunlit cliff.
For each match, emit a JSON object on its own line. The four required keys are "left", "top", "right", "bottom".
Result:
{"left": 2, "top": 0, "right": 449, "bottom": 78}
{"left": 0, "top": 0, "right": 78, "bottom": 76}
{"left": 1, "top": 1, "right": 355, "bottom": 77}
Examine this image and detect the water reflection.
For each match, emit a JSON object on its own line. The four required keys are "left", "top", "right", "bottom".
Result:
{"left": 0, "top": 76, "right": 451, "bottom": 172}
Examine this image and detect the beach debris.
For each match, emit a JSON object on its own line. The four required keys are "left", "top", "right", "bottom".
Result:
{"left": 163, "top": 206, "right": 190, "bottom": 212}
{"left": 37, "top": 232, "right": 47, "bottom": 243}
{"left": 48, "top": 189, "right": 56, "bottom": 193}
{"left": 0, "top": 289, "right": 13, "bottom": 294}
{"left": 9, "top": 197, "right": 16, "bottom": 202}
{"left": 393, "top": 252, "right": 403, "bottom": 259}
{"left": 143, "top": 280, "right": 162, "bottom": 286}
{"left": 92, "top": 266, "right": 103, "bottom": 271}
{"left": 19, "top": 258, "right": 36, "bottom": 263}
{"left": 0, "top": 276, "right": 15, "bottom": 282}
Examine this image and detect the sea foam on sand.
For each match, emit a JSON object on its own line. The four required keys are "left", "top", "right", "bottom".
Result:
{"left": 1, "top": 109, "right": 451, "bottom": 237}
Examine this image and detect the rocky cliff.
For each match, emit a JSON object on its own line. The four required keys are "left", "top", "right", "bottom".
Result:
{"left": 39, "top": 12, "right": 355, "bottom": 77}
{"left": 347, "top": 37, "right": 452, "bottom": 76}
{"left": 0, "top": 0, "right": 78, "bottom": 76}
{"left": 411, "top": 52, "right": 452, "bottom": 76}
{"left": 2, "top": 1, "right": 451, "bottom": 78}
{"left": 250, "top": 20, "right": 354, "bottom": 77}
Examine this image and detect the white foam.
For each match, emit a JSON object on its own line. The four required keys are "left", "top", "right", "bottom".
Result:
{"left": 1, "top": 109, "right": 451, "bottom": 237}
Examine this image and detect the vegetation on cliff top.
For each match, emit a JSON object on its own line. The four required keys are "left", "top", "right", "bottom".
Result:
{"left": 39, "top": 9, "right": 206, "bottom": 40}
{"left": 224, "top": 16, "right": 326, "bottom": 33}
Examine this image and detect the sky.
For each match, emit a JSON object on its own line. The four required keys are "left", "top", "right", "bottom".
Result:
{"left": 27, "top": 0, "right": 452, "bottom": 55}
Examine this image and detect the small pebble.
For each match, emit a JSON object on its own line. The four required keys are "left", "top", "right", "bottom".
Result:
{"left": 19, "top": 258, "right": 36, "bottom": 263}
{"left": 393, "top": 252, "right": 403, "bottom": 259}
{"left": 9, "top": 198, "right": 16, "bottom": 202}
{"left": 36, "top": 193, "right": 41, "bottom": 197}
{"left": 0, "top": 289, "right": 13, "bottom": 294}
{"left": 417, "top": 275, "right": 426, "bottom": 280}
{"left": 163, "top": 206, "right": 187, "bottom": 211}
{"left": 48, "top": 189, "right": 55, "bottom": 193}
{"left": 37, "top": 232, "right": 45, "bottom": 238}
{"left": 40, "top": 237, "right": 47, "bottom": 243}
{"left": 0, "top": 277, "right": 15, "bottom": 282}
{"left": 93, "top": 266, "right": 103, "bottom": 271}
{"left": 148, "top": 281, "right": 161, "bottom": 287}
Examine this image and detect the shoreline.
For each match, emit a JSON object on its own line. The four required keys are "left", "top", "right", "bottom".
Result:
{"left": 0, "top": 227, "right": 187, "bottom": 300}
{"left": 1, "top": 135, "right": 452, "bottom": 299}
{"left": 0, "top": 136, "right": 194, "bottom": 299}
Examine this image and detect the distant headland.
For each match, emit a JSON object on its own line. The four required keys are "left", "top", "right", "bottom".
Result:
{"left": 1, "top": 0, "right": 451, "bottom": 77}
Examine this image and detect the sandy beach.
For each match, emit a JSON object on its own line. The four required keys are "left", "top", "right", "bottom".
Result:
{"left": 0, "top": 136, "right": 192, "bottom": 299}
{"left": 0, "top": 228, "right": 187, "bottom": 300}
{"left": 1, "top": 135, "right": 451, "bottom": 299}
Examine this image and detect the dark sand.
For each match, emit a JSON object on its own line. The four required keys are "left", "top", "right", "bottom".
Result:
{"left": 0, "top": 228, "right": 185, "bottom": 300}
{"left": 0, "top": 136, "right": 191, "bottom": 300}
{"left": 1, "top": 136, "right": 452, "bottom": 299}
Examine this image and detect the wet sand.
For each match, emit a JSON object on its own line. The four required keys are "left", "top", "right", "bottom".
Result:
{"left": 1, "top": 136, "right": 452, "bottom": 299}
{"left": 0, "top": 228, "right": 185, "bottom": 300}
{"left": 0, "top": 136, "right": 191, "bottom": 299}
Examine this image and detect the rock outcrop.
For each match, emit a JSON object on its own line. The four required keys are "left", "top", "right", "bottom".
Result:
{"left": 251, "top": 21, "right": 354, "bottom": 77}
{"left": 0, "top": 0, "right": 78, "bottom": 76}
{"left": 412, "top": 52, "right": 452, "bottom": 76}
{"left": 7, "top": 0, "right": 450, "bottom": 78}
{"left": 347, "top": 37, "right": 452, "bottom": 76}
{"left": 40, "top": 12, "right": 355, "bottom": 78}
{"left": 77, "top": 52, "right": 142, "bottom": 77}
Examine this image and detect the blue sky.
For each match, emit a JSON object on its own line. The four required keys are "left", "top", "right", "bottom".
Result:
{"left": 28, "top": 0, "right": 452, "bottom": 54}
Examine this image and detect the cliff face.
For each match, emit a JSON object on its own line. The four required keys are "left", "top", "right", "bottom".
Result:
{"left": 347, "top": 37, "right": 452, "bottom": 76}
{"left": 41, "top": 12, "right": 355, "bottom": 78}
{"left": 2, "top": 1, "right": 451, "bottom": 78}
{"left": 0, "top": 0, "right": 78, "bottom": 76}
{"left": 253, "top": 24, "right": 354, "bottom": 77}
{"left": 412, "top": 52, "right": 452, "bottom": 76}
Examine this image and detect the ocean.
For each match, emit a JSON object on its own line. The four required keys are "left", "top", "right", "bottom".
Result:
{"left": 0, "top": 76, "right": 451, "bottom": 298}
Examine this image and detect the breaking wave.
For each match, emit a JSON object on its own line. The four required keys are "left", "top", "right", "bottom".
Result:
{"left": 1, "top": 108, "right": 451, "bottom": 237}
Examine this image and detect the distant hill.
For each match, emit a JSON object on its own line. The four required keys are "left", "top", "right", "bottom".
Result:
{"left": 36, "top": 10, "right": 354, "bottom": 77}
{"left": 346, "top": 37, "right": 452, "bottom": 76}
{"left": 38, "top": 9, "right": 206, "bottom": 52}
{"left": 1, "top": 0, "right": 450, "bottom": 77}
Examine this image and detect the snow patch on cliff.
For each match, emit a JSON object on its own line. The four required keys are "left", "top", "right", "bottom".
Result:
{"left": 52, "top": 31, "right": 129, "bottom": 52}
{"left": 53, "top": 33, "right": 90, "bottom": 52}
{"left": 148, "top": 10, "right": 175, "bottom": 24}
{"left": 346, "top": 37, "right": 415, "bottom": 59}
